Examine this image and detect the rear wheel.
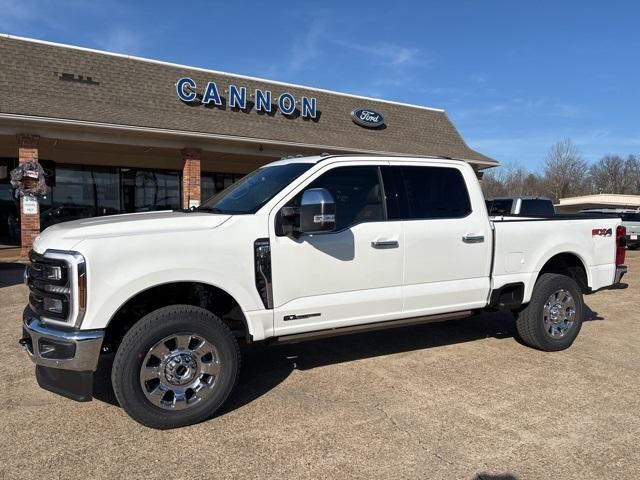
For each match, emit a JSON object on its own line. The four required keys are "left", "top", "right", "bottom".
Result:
{"left": 516, "top": 273, "right": 584, "bottom": 351}
{"left": 112, "top": 305, "right": 240, "bottom": 429}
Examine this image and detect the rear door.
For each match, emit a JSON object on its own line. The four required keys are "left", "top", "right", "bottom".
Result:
{"left": 387, "top": 162, "right": 492, "bottom": 316}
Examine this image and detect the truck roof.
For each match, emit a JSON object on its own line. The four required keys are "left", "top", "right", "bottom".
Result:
{"left": 265, "top": 154, "right": 464, "bottom": 167}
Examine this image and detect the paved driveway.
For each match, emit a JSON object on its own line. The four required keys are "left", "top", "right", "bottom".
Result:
{"left": 1, "top": 253, "right": 639, "bottom": 479}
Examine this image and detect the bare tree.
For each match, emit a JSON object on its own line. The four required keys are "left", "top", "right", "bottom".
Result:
{"left": 481, "top": 162, "right": 546, "bottom": 198}
{"left": 481, "top": 142, "right": 638, "bottom": 201}
{"left": 480, "top": 168, "right": 507, "bottom": 198}
{"left": 589, "top": 155, "right": 635, "bottom": 193}
{"left": 625, "top": 154, "right": 640, "bottom": 194}
{"left": 542, "top": 139, "right": 589, "bottom": 202}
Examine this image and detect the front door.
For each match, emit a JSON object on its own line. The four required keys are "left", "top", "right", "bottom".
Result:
{"left": 270, "top": 163, "right": 404, "bottom": 337}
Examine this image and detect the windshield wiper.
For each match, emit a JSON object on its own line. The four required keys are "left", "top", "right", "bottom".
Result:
{"left": 178, "top": 206, "right": 226, "bottom": 214}
{"left": 196, "top": 206, "right": 226, "bottom": 214}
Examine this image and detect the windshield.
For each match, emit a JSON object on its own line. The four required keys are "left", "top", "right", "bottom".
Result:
{"left": 199, "top": 163, "right": 313, "bottom": 214}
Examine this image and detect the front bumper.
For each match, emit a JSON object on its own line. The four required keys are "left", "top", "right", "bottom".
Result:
{"left": 20, "top": 317, "right": 104, "bottom": 401}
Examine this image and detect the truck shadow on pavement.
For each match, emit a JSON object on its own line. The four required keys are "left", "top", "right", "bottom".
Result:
{"left": 92, "top": 304, "right": 603, "bottom": 417}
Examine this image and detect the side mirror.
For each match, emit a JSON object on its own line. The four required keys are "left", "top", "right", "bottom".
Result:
{"left": 299, "top": 188, "right": 336, "bottom": 233}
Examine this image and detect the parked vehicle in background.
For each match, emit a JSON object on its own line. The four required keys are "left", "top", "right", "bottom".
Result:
{"left": 485, "top": 196, "right": 556, "bottom": 216}
{"left": 20, "top": 155, "right": 627, "bottom": 429}
{"left": 580, "top": 209, "right": 640, "bottom": 249}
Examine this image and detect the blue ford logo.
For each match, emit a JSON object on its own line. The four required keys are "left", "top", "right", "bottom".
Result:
{"left": 351, "top": 108, "right": 385, "bottom": 128}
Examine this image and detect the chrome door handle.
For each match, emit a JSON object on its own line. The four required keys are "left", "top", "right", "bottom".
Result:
{"left": 462, "top": 235, "right": 484, "bottom": 244}
{"left": 371, "top": 240, "right": 399, "bottom": 249}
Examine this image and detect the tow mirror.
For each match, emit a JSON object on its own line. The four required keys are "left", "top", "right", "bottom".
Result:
{"left": 298, "top": 188, "right": 336, "bottom": 233}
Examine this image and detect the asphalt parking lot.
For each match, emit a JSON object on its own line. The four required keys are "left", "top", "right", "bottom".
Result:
{"left": 1, "top": 252, "right": 639, "bottom": 480}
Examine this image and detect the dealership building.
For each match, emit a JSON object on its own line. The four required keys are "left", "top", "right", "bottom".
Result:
{"left": 0, "top": 35, "right": 497, "bottom": 256}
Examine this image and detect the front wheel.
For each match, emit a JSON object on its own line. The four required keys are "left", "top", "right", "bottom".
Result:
{"left": 112, "top": 305, "right": 240, "bottom": 429}
{"left": 516, "top": 273, "right": 584, "bottom": 351}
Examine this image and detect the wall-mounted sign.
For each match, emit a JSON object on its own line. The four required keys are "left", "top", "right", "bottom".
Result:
{"left": 22, "top": 196, "right": 38, "bottom": 215}
{"left": 176, "top": 77, "right": 318, "bottom": 120}
{"left": 351, "top": 108, "right": 385, "bottom": 129}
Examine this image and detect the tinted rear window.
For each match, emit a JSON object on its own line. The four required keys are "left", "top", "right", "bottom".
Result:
{"left": 486, "top": 199, "right": 513, "bottom": 215}
{"left": 398, "top": 166, "right": 471, "bottom": 219}
{"left": 520, "top": 199, "right": 555, "bottom": 216}
{"left": 622, "top": 213, "right": 640, "bottom": 222}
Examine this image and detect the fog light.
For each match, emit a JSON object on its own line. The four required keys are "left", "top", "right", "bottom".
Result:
{"left": 43, "top": 265, "right": 62, "bottom": 281}
{"left": 43, "top": 297, "right": 63, "bottom": 314}
{"left": 38, "top": 338, "right": 76, "bottom": 360}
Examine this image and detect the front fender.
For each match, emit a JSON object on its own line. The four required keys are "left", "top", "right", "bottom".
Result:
{"left": 83, "top": 268, "right": 260, "bottom": 331}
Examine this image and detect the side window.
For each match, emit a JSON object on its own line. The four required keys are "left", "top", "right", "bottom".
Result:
{"left": 399, "top": 166, "right": 471, "bottom": 219}
{"left": 306, "top": 166, "right": 385, "bottom": 230}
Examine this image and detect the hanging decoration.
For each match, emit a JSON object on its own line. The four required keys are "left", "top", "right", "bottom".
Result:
{"left": 10, "top": 160, "right": 50, "bottom": 198}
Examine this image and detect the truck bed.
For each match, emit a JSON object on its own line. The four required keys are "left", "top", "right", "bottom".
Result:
{"left": 490, "top": 214, "right": 620, "bottom": 302}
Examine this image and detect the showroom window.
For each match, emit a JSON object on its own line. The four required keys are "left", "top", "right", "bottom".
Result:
{"left": 121, "top": 168, "right": 181, "bottom": 213}
{"left": 39, "top": 163, "right": 183, "bottom": 230}
{"left": 201, "top": 172, "right": 244, "bottom": 202}
{"left": 0, "top": 158, "right": 20, "bottom": 245}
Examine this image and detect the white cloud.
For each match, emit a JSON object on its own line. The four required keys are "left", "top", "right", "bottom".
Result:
{"left": 95, "top": 28, "right": 144, "bottom": 55}
{"left": 331, "top": 38, "right": 423, "bottom": 67}
{"left": 287, "top": 16, "right": 326, "bottom": 71}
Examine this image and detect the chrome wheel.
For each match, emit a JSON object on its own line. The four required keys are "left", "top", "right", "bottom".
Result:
{"left": 139, "top": 333, "right": 221, "bottom": 410}
{"left": 542, "top": 289, "right": 576, "bottom": 338}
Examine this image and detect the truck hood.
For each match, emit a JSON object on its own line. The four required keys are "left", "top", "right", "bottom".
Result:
{"left": 33, "top": 210, "right": 231, "bottom": 253}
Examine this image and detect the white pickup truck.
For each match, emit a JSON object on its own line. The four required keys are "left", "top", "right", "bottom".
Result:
{"left": 20, "top": 155, "right": 628, "bottom": 429}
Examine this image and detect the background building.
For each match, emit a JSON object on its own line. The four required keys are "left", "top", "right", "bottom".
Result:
{"left": 0, "top": 35, "right": 497, "bottom": 256}
{"left": 555, "top": 194, "right": 640, "bottom": 213}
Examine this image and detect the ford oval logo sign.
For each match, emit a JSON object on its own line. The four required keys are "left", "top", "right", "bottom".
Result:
{"left": 351, "top": 108, "right": 385, "bottom": 129}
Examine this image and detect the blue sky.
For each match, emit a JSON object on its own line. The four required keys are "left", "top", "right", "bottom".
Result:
{"left": 1, "top": 0, "right": 638, "bottom": 171}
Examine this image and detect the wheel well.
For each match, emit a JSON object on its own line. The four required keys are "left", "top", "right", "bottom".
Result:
{"left": 102, "top": 282, "right": 250, "bottom": 353}
{"left": 538, "top": 253, "right": 588, "bottom": 293}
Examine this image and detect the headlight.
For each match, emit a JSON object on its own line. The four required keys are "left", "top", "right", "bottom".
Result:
{"left": 26, "top": 250, "right": 86, "bottom": 328}
{"left": 43, "top": 297, "right": 64, "bottom": 314}
{"left": 42, "top": 265, "right": 62, "bottom": 281}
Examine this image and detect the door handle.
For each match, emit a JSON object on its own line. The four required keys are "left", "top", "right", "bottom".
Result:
{"left": 462, "top": 234, "right": 485, "bottom": 244}
{"left": 371, "top": 240, "right": 399, "bottom": 249}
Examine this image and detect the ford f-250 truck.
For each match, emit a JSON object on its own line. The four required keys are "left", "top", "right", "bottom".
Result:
{"left": 20, "top": 155, "right": 628, "bottom": 429}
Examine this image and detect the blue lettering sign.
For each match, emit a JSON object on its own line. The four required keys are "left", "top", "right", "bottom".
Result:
{"left": 176, "top": 78, "right": 318, "bottom": 121}
{"left": 255, "top": 89, "right": 272, "bottom": 113}
{"left": 228, "top": 84, "right": 247, "bottom": 109}
{"left": 202, "top": 81, "right": 222, "bottom": 106}
{"left": 301, "top": 96, "right": 317, "bottom": 119}
{"left": 278, "top": 92, "right": 296, "bottom": 115}
{"left": 176, "top": 77, "right": 197, "bottom": 102}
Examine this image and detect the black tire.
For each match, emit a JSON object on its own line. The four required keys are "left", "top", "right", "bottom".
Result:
{"left": 628, "top": 244, "right": 639, "bottom": 250}
{"left": 516, "top": 273, "right": 584, "bottom": 351}
{"left": 112, "top": 305, "right": 240, "bottom": 429}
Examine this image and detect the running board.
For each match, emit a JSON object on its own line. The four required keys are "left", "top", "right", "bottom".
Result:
{"left": 269, "top": 310, "right": 474, "bottom": 345}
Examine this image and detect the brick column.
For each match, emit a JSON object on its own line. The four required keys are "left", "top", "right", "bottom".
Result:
{"left": 181, "top": 148, "right": 202, "bottom": 209}
{"left": 17, "top": 134, "right": 41, "bottom": 258}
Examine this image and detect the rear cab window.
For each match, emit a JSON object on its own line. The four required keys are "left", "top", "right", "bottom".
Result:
{"left": 382, "top": 165, "right": 472, "bottom": 220}
{"left": 520, "top": 199, "right": 555, "bottom": 216}
{"left": 486, "top": 199, "right": 513, "bottom": 215}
